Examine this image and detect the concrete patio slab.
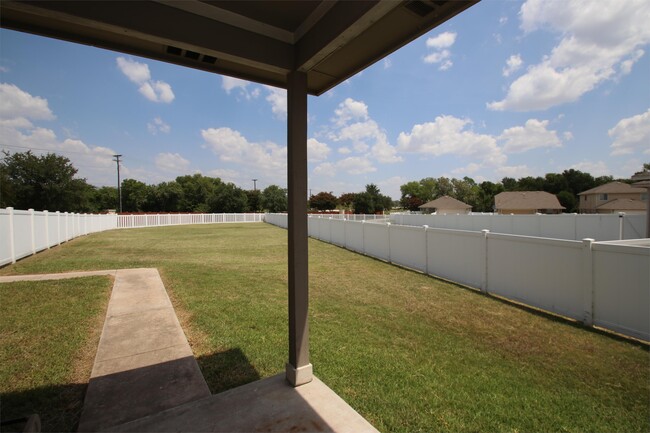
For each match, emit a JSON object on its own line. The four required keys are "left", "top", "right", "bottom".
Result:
{"left": 109, "top": 374, "right": 379, "bottom": 433}
{"left": 77, "top": 268, "right": 210, "bottom": 432}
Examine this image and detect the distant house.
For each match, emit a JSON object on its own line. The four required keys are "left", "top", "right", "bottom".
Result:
{"left": 419, "top": 196, "right": 472, "bottom": 215}
{"left": 494, "top": 191, "right": 564, "bottom": 215}
{"left": 578, "top": 181, "right": 648, "bottom": 214}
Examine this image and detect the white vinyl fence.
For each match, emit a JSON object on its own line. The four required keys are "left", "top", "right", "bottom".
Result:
{"left": 1, "top": 208, "right": 264, "bottom": 266}
{"left": 266, "top": 214, "right": 650, "bottom": 341}
{"left": 391, "top": 213, "right": 646, "bottom": 241}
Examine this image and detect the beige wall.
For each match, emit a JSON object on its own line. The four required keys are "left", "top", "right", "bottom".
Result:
{"left": 580, "top": 192, "right": 645, "bottom": 213}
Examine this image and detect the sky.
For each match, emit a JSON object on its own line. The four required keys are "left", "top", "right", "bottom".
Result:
{"left": 1, "top": 0, "right": 649, "bottom": 200}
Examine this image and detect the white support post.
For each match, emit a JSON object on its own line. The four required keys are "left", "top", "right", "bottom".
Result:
{"left": 8, "top": 207, "right": 16, "bottom": 264}
{"left": 29, "top": 208, "right": 36, "bottom": 255}
{"left": 481, "top": 229, "right": 490, "bottom": 293}
{"left": 582, "top": 238, "right": 595, "bottom": 326}
{"left": 361, "top": 220, "right": 366, "bottom": 255}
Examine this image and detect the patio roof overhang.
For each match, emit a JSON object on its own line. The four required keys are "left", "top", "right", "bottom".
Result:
{"left": 0, "top": 0, "right": 476, "bottom": 95}
{"left": 1, "top": 0, "right": 480, "bottom": 388}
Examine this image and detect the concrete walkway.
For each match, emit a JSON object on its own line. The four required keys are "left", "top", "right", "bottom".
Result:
{"left": 2, "top": 268, "right": 378, "bottom": 432}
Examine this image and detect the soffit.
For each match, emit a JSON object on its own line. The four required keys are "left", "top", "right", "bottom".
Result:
{"left": 0, "top": 0, "right": 478, "bottom": 95}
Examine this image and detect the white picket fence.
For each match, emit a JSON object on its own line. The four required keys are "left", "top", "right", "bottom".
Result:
{"left": 391, "top": 212, "right": 646, "bottom": 241}
{"left": 0, "top": 208, "right": 264, "bottom": 266}
{"left": 266, "top": 213, "right": 650, "bottom": 341}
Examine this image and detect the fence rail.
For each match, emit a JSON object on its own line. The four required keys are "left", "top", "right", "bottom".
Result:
{"left": 266, "top": 213, "right": 650, "bottom": 341}
{"left": 391, "top": 213, "right": 646, "bottom": 241}
{"left": 0, "top": 208, "right": 263, "bottom": 266}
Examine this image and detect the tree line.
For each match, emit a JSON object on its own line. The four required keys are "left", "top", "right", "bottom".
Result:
{"left": 2, "top": 151, "right": 645, "bottom": 214}
{"left": 0, "top": 151, "right": 287, "bottom": 213}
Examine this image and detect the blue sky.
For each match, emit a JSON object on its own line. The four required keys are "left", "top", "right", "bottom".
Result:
{"left": 1, "top": 0, "right": 649, "bottom": 200}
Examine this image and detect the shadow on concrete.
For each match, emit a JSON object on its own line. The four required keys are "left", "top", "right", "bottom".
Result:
{"left": 78, "top": 355, "right": 210, "bottom": 432}
{"left": 0, "top": 382, "right": 87, "bottom": 432}
{"left": 196, "top": 347, "right": 261, "bottom": 394}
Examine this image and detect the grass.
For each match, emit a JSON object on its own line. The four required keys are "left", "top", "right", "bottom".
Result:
{"left": 0, "top": 277, "right": 112, "bottom": 432}
{"left": 0, "top": 223, "right": 648, "bottom": 432}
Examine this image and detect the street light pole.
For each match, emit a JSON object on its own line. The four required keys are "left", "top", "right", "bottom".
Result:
{"left": 113, "top": 154, "right": 122, "bottom": 213}
{"left": 252, "top": 178, "right": 258, "bottom": 191}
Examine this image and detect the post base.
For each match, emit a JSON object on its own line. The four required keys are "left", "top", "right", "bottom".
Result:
{"left": 286, "top": 362, "right": 313, "bottom": 387}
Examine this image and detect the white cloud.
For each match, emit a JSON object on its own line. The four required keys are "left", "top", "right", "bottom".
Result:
{"left": 265, "top": 86, "right": 287, "bottom": 119}
{"left": 424, "top": 31, "right": 457, "bottom": 70}
{"left": 338, "top": 147, "right": 352, "bottom": 155}
{"left": 498, "top": 119, "right": 562, "bottom": 153}
{"left": 0, "top": 84, "right": 118, "bottom": 186}
{"left": 570, "top": 160, "right": 609, "bottom": 177}
{"left": 201, "top": 127, "right": 286, "bottom": 180}
{"left": 333, "top": 98, "right": 368, "bottom": 127}
{"left": 155, "top": 152, "right": 190, "bottom": 173}
{"left": 488, "top": 0, "right": 650, "bottom": 111}
{"left": 609, "top": 108, "right": 650, "bottom": 155}
{"left": 116, "top": 57, "right": 175, "bottom": 103}
{"left": 377, "top": 176, "right": 406, "bottom": 200}
{"left": 147, "top": 117, "right": 171, "bottom": 135}
{"left": 397, "top": 115, "right": 506, "bottom": 166}
{"left": 307, "top": 138, "right": 331, "bottom": 162}
{"left": 207, "top": 168, "right": 242, "bottom": 184}
{"left": 495, "top": 165, "right": 532, "bottom": 178}
{"left": 222, "top": 76, "right": 250, "bottom": 94}
{"left": 330, "top": 98, "right": 401, "bottom": 163}
{"left": 426, "top": 31, "right": 457, "bottom": 49}
{"left": 383, "top": 58, "right": 392, "bottom": 69}
{"left": 502, "top": 54, "right": 523, "bottom": 77}
{"left": 116, "top": 57, "right": 150, "bottom": 84}
{"left": 313, "top": 162, "right": 336, "bottom": 177}
{"left": 336, "top": 156, "right": 376, "bottom": 175}
{"left": 0, "top": 83, "right": 55, "bottom": 121}
{"left": 452, "top": 163, "right": 481, "bottom": 175}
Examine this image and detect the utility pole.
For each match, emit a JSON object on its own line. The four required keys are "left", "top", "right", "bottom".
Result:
{"left": 113, "top": 154, "right": 122, "bottom": 213}
{"left": 252, "top": 178, "right": 258, "bottom": 191}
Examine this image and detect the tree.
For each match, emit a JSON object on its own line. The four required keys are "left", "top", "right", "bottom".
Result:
{"left": 400, "top": 181, "right": 424, "bottom": 210}
{"left": 261, "top": 185, "right": 287, "bottom": 212}
{"left": 338, "top": 193, "right": 357, "bottom": 209}
{"left": 309, "top": 192, "right": 338, "bottom": 211}
{"left": 0, "top": 151, "right": 93, "bottom": 212}
{"left": 121, "top": 179, "right": 151, "bottom": 212}
{"left": 245, "top": 190, "right": 262, "bottom": 212}
{"left": 91, "top": 186, "right": 119, "bottom": 212}
{"left": 557, "top": 190, "right": 576, "bottom": 212}
{"left": 209, "top": 183, "right": 248, "bottom": 213}
{"left": 175, "top": 174, "right": 220, "bottom": 212}
{"left": 476, "top": 181, "right": 503, "bottom": 212}
{"left": 145, "top": 181, "right": 184, "bottom": 212}
{"left": 352, "top": 192, "right": 373, "bottom": 214}
{"left": 353, "top": 184, "right": 391, "bottom": 214}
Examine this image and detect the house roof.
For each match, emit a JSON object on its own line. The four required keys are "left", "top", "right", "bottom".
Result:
{"left": 0, "top": 0, "right": 478, "bottom": 96}
{"left": 494, "top": 191, "right": 565, "bottom": 210}
{"left": 596, "top": 198, "right": 647, "bottom": 211}
{"left": 578, "top": 181, "right": 636, "bottom": 195}
{"left": 419, "top": 196, "right": 471, "bottom": 210}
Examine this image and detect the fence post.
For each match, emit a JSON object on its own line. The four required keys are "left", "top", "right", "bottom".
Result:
{"left": 8, "top": 207, "right": 16, "bottom": 264}
{"left": 56, "top": 211, "right": 61, "bottom": 245}
{"left": 386, "top": 222, "right": 391, "bottom": 263}
{"left": 618, "top": 212, "right": 625, "bottom": 240}
{"left": 582, "top": 238, "right": 595, "bottom": 326}
{"left": 481, "top": 229, "right": 490, "bottom": 293}
{"left": 44, "top": 210, "right": 50, "bottom": 249}
{"left": 29, "top": 208, "right": 36, "bottom": 255}
{"left": 361, "top": 220, "right": 366, "bottom": 254}
{"left": 423, "top": 225, "right": 429, "bottom": 275}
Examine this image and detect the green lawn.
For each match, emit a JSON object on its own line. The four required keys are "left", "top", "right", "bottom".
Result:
{"left": 0, "top": 277, "right": 111, "bottom": 432}
{"left": 0, "top": 223, "right": 648, "bottom": 432}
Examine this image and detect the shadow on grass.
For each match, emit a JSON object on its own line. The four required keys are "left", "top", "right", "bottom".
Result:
{"left": 0, "top": 382, "right": 87, "bottom": 433}
{"left": 197, "top": 347, "right": 262, "bottom": 394}
{"left": 0, "top": 348, "right": 261, "bottom": 433}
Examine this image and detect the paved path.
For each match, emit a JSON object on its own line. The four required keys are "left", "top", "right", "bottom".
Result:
{"left": 76, "top": 268, "right": 210, "bottom": 432}
{"left": 0, "top": 270, "right": 118, "bottom": 282}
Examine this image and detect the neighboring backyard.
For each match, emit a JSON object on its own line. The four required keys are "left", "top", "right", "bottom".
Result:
{"left": 0, "top": 223, "right": 648, "bottom": 432}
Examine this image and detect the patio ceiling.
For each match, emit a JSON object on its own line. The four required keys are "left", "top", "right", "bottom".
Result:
{"left": 0, "top": 0, "right": 477, "bottom": 95}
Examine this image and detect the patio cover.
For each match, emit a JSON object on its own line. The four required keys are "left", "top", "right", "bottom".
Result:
{"left": 1, "top": 0, "right": 479, "bottom": 386}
